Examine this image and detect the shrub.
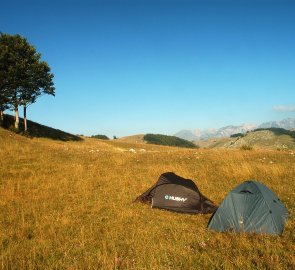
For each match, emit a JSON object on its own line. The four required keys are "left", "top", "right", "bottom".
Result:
{"left": 91, "top": 134, "right": 109, "bottom": 140}
{"left": 240, "top": 144, "right": 253, "bottom": 150}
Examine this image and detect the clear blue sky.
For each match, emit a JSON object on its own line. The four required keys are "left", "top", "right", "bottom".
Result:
{"left": 1, "top": 0, "right": 295, "bottom": 137}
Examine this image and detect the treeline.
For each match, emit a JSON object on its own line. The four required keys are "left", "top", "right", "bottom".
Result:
{"left": 0, "top": 33, "right": 55, "bottom": 131}
{"left": 230, "top": 133, "right": 245, "bottom": 138}
{"left": 144, "top": 134, "right": 198, "bottom": 148}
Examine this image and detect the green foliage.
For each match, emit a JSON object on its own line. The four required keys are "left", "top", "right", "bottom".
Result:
{"left": 144, "top": 133, "right": 198, "bottom": 148}
{"left": 0, "top": 92, "right": 10, "bottom": 113}
{"left": 254, "top": 127, "right": 295, "bottom": 139}
{"left": 0, "top": 33, "right": 55, "bottom": 130}
{"left": 91, "top": 134, "right": 109, "bottom": 140}
{"left": 230, "top": 133, "right": 244, "bottom": 138}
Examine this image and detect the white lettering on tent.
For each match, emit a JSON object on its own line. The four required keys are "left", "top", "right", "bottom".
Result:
{"left": 164, "top": 195, "right": 187, "bottom": 202}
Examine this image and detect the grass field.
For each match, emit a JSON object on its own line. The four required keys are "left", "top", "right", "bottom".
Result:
{"left": 0, "top": 127, "right": 294, "bottom": 269}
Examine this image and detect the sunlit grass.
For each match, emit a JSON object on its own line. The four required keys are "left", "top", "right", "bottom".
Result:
{"left": 0, "top": 128, "right": 294, "bottom": 269}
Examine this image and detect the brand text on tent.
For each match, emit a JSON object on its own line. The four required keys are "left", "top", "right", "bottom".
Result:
{"left": 164, "top": 195, "right": 188, "bottom": 202}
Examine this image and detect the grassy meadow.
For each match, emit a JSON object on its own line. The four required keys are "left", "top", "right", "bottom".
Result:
{"left": 0, "top": 128, "right": 294, "bottom": 269}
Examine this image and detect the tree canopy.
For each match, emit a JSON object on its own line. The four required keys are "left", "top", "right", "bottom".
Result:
{"left": 0, "top": 33, "right": 55, "bottom": 130}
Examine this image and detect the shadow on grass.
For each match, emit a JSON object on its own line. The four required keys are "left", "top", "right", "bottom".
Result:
{"left": 2, "top": 114, "right": 83, "bottom": 142}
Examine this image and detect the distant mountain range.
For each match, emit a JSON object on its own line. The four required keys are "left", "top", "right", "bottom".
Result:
{"left": 175, "top": 118, "right": 295, "bottom": 141}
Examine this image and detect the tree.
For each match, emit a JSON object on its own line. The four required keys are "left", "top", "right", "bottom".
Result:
{"left": 20, "top": 61, "right": 55, "bottom": 131}
{"left": 0, "top": 78, "right": 10, "bottom": 125}
{"left": 0, "top": 33, "right": 55, "bottom": 131}
{"left": 0, "top": 39, "right": 10, "bottom": 126}
{"left": 0, "top": 91, "right": 9, "bottom": 125}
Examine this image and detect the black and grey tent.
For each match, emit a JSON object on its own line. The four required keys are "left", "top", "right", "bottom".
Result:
{"left": 208, "top": 180, "right": 288, "bottom": 235}
{"left": 135, "top": 172, "right": 217, "bottom": 214}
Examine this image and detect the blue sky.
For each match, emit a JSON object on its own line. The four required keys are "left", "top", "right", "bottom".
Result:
{"left": 1, "top": 0, "right": 295, "bottom": 137}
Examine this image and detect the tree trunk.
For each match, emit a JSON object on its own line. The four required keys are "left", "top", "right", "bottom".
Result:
{"left": 24, "top": 105, "right": 27, "bottom": 132}
{"left": 15, "top": 106, "right": 19, "bottom": 130}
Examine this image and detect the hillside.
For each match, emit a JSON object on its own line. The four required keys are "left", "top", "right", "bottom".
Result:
{"left": 196, "top": 137, "right": 233, "bottom": 148}
{"left": 117, "top": 134, "right": 197, "bottom": 148}
{"left": 0, "top": 126, "right": 294, "bottom": 269}
{"left": 116, "top": 134, "right": 145, "bottom": 143}
{"left": 144, "top": 133, "right": 197, "bottom": 148}
{"left": 2, "top": 114, "right": 82, "bottom": 141}
{"left": 226, "top": 129, "right": 295, "bottom": 150}
{"left": 197, "top": 128, "right": 295, "bottom": 150}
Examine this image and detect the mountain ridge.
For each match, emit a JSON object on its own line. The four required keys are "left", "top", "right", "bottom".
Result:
{"left": 175, "top": 118, "right": 295, "bottom": 141}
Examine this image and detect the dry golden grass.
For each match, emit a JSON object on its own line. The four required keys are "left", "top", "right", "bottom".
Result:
{"left": 0, "top": 128, "right": 294, "bottom": 269}
{"left": 115, "top": 134, "right": 145, "bottom": 144}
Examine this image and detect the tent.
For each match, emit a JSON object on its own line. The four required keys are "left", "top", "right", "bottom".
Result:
{"left": 208, "top": 180, "right": 288, "bottom": 235}
{"left": 135, "top": 172, "right": 217, "bottom": 214}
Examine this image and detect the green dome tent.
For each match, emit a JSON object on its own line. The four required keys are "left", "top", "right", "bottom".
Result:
{"left": 208, "top": 180, "right": 288, "bottom": 235}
